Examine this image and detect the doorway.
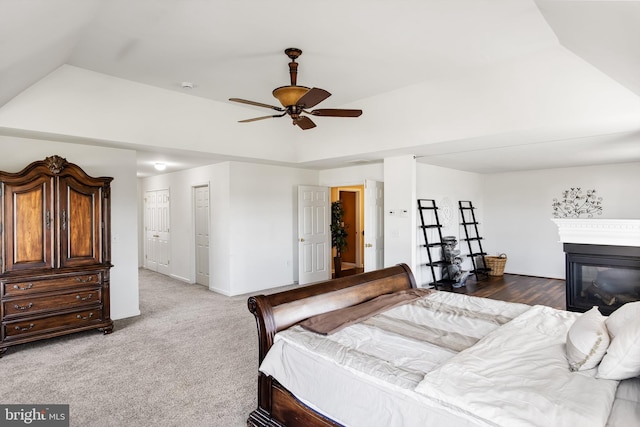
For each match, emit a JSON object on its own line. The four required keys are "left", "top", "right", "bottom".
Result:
{"left": 339, "top": 191, "right": 358, "bottom": 265}
{"left": 331, "top": 185, "right": 364, "bottom": 276}
{"left": 194, "top": 185, "right": 210, "bottom": 287}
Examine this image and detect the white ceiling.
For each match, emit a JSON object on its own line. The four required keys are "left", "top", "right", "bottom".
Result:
{"left": 0, "top": 0, "right": 639, "bottom": 176}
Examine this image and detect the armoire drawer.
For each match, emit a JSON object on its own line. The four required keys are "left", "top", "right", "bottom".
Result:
{"left": 3, "top": 289, "right": 101, "bottom": 317}
{"left": 2, "top": 273, "right": 102, "bottom": 297}
{"left": 3, "top": 308, "right": 103, "bottom": 339}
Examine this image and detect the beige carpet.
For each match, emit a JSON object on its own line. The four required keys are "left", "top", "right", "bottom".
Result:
{"left": 0, "top": 269, "right": 261, "bottom": 426}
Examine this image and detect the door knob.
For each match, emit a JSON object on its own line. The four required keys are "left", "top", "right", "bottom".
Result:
{"left": 365, "top": 243, "right": 373, "bottom": 248}
{"left": 299, "top": 238, "right": 305, "bottom": 242}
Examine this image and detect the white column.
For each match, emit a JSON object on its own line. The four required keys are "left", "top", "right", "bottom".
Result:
{"left": 383, "top": 155, "right": 417, "bottom": 271}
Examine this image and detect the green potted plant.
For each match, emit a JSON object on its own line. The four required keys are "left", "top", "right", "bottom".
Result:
{"left": 331, "top": 200, "right": 348, "bottom": 277}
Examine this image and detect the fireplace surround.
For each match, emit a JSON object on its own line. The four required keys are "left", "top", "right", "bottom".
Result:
{"left": 553, "top": 219, "right": 640, "bottom": 315}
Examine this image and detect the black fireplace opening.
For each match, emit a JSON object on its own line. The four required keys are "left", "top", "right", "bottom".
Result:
{"left": 564, "top": 243, "right": 640, "bottom": 316}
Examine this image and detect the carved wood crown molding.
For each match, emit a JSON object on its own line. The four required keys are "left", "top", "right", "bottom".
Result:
{"left": 43, "top": 155, "right": 68, "bottom": 174}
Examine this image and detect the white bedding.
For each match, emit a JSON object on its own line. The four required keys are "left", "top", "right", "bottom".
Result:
{"left": 415, "top": 305, "right": 618, "bottom": 427}
{"left": 259, "top": 291, "right": 636, "bottom": 427}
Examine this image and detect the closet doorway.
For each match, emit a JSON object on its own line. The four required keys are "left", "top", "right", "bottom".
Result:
{"left": 194, "top": 185, "right": 210, "bottom": 287}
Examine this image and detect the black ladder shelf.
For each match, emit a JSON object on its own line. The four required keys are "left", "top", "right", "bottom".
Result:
{"left": 417, "top": 199, "right": 457, "bottom": 290}
{"left": 458, "top": 200, "right": 490, "bottom": 281}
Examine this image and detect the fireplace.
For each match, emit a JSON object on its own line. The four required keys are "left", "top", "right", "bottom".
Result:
{"left": 554, "top": 219, "right": 640, "bottom": 315}
{"left": 564, "top": 243, "right": 640, "bottom": 315}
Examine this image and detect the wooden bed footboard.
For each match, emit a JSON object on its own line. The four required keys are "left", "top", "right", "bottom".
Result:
{"left": 247, "top": 263, "right": 416, "bottom": 427}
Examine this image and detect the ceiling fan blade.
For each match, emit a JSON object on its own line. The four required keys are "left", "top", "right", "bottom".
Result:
{"left": 295, "top": 116, "right": 316, "bottom": 130}
{"left": 296, "top": 87, "right": 331, "bottom": 109}
{"left": 310, "top": 109, "right": 363, "bottom": 117}
{"left": 229, "top": 98, "right": 284, "bottom": 112}
{"left": 238, "top": 113, "right": 286, "bottom": 123}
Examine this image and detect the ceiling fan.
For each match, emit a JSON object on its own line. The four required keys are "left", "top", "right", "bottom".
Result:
{"left": 229, "top": 48, "right": 362, "bottom": 130}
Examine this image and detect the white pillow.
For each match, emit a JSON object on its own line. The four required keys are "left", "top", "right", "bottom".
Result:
{"left": 606, "top": 301, "right": 640, "bottom": 338}
{"left": 566, "top": 306, "right": 610, "bottom": 371}
{"left": 597, "top": 302, "right": 640, "bottom": 380}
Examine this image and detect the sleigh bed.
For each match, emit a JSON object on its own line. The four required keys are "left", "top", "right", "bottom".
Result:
{"left": 247, "top": 264, "right": 640, "bottom": 427}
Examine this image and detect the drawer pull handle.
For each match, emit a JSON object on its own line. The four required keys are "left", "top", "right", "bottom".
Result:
{"left": 76, "top": 313, "right": 94, "bottom": 321}
{"left": 76, "top": 276, "right": 95, "bottom": 283}
{"left": 13, "top": 303, "right": 33, "bottom": 311}
{"left": 15, "top": 323, "right": 35, "bottom": 332}
{"left": 13, "top": 283, "right": 33, "bottom": 291}
{"left": 76, "top": 293, "right": 94, "bottom": 301}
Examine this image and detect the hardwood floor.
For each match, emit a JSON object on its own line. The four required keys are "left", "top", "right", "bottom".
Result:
{"left": 453, "top": 273, "right": 566, "bottom": 310}
{"left": 336, "top": 268, "right": 567, "bottom": 311}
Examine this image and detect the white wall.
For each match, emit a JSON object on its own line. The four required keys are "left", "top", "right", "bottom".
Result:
{"left": 210, "top": 163, "right": 232, "bottom": 295}
{"left": 0, "top": 136, "right": 635, "bottom": 321}
{"left": 384, "top": 156, "right": 417, "bottom": 270}
{"left": 483, "top": 162, "right": 640, "bottom": 279}
{"left": 140, "top": 161, "right": 318, "bottom": 296}
{"left": 228, "top": 163, "right": 318, "bottom": 294}
{"left": 318, "top": 163, "right": 384, "bottom": 187}
{"left": 416, "top": 163, "right": 485, "bottom": 287}
{"left": 0, "top": 136, "right": 140, "bottom": 320}
{"left": 138, "top": 158, "right": 640, "bottom": 299}
{"left": 140, "top": 163, "right": 218, "bottom": 282}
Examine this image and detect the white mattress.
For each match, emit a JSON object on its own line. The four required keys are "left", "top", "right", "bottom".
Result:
{"left": 259, "top": 291, "right": 639, "bottom": 427}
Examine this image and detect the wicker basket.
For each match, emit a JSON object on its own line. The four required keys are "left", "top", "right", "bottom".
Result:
{"left": 485, "top": 254, "right": 507, "bottom": 276}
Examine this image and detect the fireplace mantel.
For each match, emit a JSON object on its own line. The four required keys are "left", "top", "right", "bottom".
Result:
{"left": 552, "top": 219, "right": 640, "bottom": 247}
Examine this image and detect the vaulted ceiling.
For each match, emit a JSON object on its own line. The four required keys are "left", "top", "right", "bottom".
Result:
{"left": 1, "top": 0, "right": 639, "bottom": 176}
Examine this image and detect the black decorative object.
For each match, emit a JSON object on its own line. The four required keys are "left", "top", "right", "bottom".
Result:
{"left": 440, "top": 236, "right": 469, "bottom": 288}
{"left": 552, "top": 188, "right": 603, "bottom": 218}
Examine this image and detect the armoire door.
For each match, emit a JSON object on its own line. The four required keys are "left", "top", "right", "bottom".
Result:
{"left": 57, "top": 175, "right": 103, "bottom": 268}
{"left": 2, "top": 175, "right": 55, "bottom": 272}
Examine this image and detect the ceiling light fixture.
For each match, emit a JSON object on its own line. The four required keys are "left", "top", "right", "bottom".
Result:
{"left": 272, "top": 85, "right": 309, "bottom": 107}
{"left": 154, "top": 162, "right": 167, "bottom": 171}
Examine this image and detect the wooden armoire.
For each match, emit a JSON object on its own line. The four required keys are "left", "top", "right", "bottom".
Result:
{"left": 0, "top": 155, "right": 113, "bottom": 357}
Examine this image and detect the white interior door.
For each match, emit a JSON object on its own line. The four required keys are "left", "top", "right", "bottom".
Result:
{"left": 194, "top": 185, "right": 210, "bottom": 286}
{"left": 144, "top": 189, "right": 171, "bottom": 276}
{"left": 298, "top": 185, "right": 330, "bottom": 285}
{"left": 364, "top": 179, "right": 384, "bottom": 272}
{"left": 144, "top": 191, "right": 158, "bottom": 272}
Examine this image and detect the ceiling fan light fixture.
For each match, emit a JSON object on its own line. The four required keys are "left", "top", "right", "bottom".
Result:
{"left": 229, "top": 47, "right": 362, "bottom": 130}
{"left": 272, "top": 85, "right": 310, "bottom": 107}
